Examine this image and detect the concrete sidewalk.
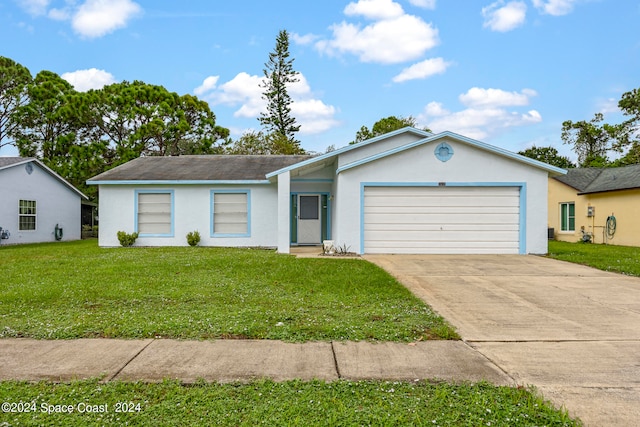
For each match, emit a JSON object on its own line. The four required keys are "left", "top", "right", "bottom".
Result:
{"left": 0, "top": 338, "right": 511, "bottom": 384}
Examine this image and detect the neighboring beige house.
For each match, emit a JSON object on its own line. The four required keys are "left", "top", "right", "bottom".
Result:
{"left": 549, "top": 164, "right": 640, "bottom": 246}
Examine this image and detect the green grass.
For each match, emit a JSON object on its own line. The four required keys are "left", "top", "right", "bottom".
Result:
{"left": 548, "top": 240, "right": 640, "bottom": 276}
{"left": 0, "top": 240, "right": 457, "bottom": 341}
{"left": 0, "top": 379, "right": 580, "bottom": 426}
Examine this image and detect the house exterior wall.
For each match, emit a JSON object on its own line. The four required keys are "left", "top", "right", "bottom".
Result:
{"left": 97, "top": 184, "right": 279, "bottom": 247}
{"left": 0, "top": 162, "right": 82, "bottom": 244}
{"left": 332, "top": 137, "right": 550, "bottom": 254}
{"left": 548, "top": 178, "right": 640, "bottom": 246}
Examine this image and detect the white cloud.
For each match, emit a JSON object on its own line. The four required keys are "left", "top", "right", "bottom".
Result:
{"left": 48, "top": 8, "right": 70, "bottom": 20}
{"left": 193, "top": 76, "right": 219, "bottom": 96}
{"left": 316, "top": 14, "right": 439, "bottom": 64}
{"left": 72, "top": 0, "right": 142, "bottom": 38}
{"left": 292, "top": 32, "right": 320, "bottom": 45}
{"left": 482, "top": 1, "right": 527, "bottom": 32}
{"left": 392, "top": 57, "right": 451, "bottom": 83}
{"left": 459, "top": 87, "right": 537, "bottom": 107}
{"left": 61, "top": 68, "right": 116, "bottom": 91}
{"left": 418, "top": 88, "right": 542, "bottom": 140}
{"left": 532, "top": 0, "right": 578, "bottom": 16}
{"left": 194, "top": 72, "right": 339, "bottom": 135}
{"left": 344, "top": 0, "right": 405, "bottom": 20}
{"left": 16, "top": 0, "right": 50, "bottom": 16}
{"left": 408, "top": 0, "right": 436, "bottom": 9}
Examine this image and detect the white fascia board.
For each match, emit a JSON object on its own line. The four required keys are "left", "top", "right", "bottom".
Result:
{"left": 86, "top": 180, "right": 272, "bottom": 186}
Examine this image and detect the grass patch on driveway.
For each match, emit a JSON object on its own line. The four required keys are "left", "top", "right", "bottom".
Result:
{"left": 0, "top": 240, "right": 457, "bottom": 341}
{"left": 548, "top": 240, "right": 640, "bottom": 276}
{"left": 0, "top": 379, "right": 579, "bottom": 426}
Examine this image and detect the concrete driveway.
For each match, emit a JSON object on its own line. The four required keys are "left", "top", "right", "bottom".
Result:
{"left": 366, "top": 254, "right": 640, "bottom": 427}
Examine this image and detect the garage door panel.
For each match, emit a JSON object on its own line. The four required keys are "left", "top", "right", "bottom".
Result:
{"left": 366, "top": 241, "right": 519, "bottom": 255}
{"left": 365, "top": 223, "right": 519, "bottom": 232}
{"left": 367, "top": 230, "right": 519, "bottom": 242}
{"left": 365, "top": 205, "right": 519, "bottom": 213}
{"left": 365, "top": 212, "right": 519, "bottom": 224}
{"left": 363, "top": 186, "right": 520, "bottom": 254}
{"left": 366, "top": 196, "right": 519, "bottom": 208}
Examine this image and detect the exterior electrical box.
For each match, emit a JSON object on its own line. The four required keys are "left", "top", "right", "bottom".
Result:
{"left": 587, "top": 206, "right": 595, "bottom": 217}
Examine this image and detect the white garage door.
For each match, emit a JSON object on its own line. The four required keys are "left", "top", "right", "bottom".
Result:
{"left": 363, "top": 186, "right": 520, "bottom": 254}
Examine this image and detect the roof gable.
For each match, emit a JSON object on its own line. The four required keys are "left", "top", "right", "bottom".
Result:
{"left": 0, "top": 157, "right": 88, "bottom": 199}
{"left": 266, "top": 127, "right": 432, "bottom": 178}
{"left": 268, "top": 129, "right": 566, "bottom": 177}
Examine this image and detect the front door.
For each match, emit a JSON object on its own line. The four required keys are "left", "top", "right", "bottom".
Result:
{"left": 297, "top": 195, "right": 321, "bottom": 244}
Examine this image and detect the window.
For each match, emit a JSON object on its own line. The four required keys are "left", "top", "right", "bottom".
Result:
{"left": 136, "top": 191, "right": 173, "bottom": 236}
{"left": 560, "top": 202, "right": 575, "bottom": 232}
{"left": 19, "top": 200, "right": 36, "bottom": 231}
{"left": 212, "top": 191, "right": 249, "bottom": 236}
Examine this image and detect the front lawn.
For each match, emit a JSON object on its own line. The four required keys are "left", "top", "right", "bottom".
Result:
{"left": 547, "top": 240, "right": 640, "bottom": 276}
{"left": 0, "top": 379, "right": 579, "bottom": 426}
{"left": 0, "top": 240, "right": 457, "bottom": 341}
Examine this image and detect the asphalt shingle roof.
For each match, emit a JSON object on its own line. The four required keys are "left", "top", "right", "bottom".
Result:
{"left": 0, "top": 157, "right": 32, "bottom": 169}
{"left": 87, "top": 155, "right": 314, "bottom": 182}
{"left": 554, "top": 164, "right": 640, "bottom": 194}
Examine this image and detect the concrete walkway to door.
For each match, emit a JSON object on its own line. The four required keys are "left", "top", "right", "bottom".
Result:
{"left": 366, "top": 254, "right": 640, "bottom": 427}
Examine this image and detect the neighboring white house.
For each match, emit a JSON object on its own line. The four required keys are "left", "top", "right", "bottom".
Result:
{"left": 87, "top": 128, "right": 566, "bottom": 254}
{"left": 0, "top": 157, "right": 88, "bottom": 244}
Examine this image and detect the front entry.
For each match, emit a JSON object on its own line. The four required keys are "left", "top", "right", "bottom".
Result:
{"left": 291, "top": 194, "right": 329, "bottom": 245}
{"left": 297, "top": 195, "right": 321, "bottom": 244}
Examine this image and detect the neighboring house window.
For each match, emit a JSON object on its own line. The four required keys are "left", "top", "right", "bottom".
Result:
{"left": 19, "top": 200, "right": 36, "bottom": 231}
{"left": 212, "top": 191, "right": 250, "bottom": 236}
{"left": 136, "top": 191, "right": 174, "bottom": 236}
{"left": 560, "top": 202, "right": 575, "bottom": 232}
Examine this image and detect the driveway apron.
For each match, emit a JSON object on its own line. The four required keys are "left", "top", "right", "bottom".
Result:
{"left": 366, "top": 254, "right": 640, "bottom": 427}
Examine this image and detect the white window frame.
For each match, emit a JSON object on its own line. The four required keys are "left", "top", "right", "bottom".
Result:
{"left": 135, "top": 190, "right": 174, "bottom": 237}
{"left": 560, "top": 202, "right": 575, "bottom": 232}
{"left": 19, "top": 199, "right": 37, "bottom": 231}
{"left": 211, "top": 190, "right": 250, "bottom": 237}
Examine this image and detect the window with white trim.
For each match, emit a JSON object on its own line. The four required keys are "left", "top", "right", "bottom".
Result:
{"left": 19, "top": 200, "right": 36, "bottom": 231}
{"left": 560, "top": 202, "right": 575, "bottom": 232}
{"left": 136, "top": 191, "right": 173, "bottom": 236}
{"left": 212, "top": 191, "right": 249, "bottom": 236}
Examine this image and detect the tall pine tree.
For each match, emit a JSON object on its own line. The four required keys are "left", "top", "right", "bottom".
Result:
{"left": 259, "top": 30, "right": 303, "bottom": 154}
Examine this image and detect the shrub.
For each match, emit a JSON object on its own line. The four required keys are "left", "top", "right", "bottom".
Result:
{"left": 186, "top": 230, "right": 201, "bottom": 247}
{"left": 117, "top": 231, "right": 139, "bottom": 247}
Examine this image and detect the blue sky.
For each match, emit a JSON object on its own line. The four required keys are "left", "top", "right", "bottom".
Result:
{"left": 1, "top": 0, "right": 639, "bottom": 159}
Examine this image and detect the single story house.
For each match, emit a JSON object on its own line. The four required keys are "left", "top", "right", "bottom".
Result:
{"left": 549, "top": 164, "right": 640, "bottom": 246}
{"left": 88, "top": 128, "right": 565, "bottom": 254}
{"left": 0, "top": 157, "right": 88, "bottom": 244}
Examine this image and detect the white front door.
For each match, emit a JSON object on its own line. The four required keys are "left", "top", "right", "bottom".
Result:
{"left": 297, "top": 195, "right": 321, "bottom": 244}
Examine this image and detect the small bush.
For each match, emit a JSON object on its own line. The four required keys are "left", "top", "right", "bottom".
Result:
{"left": 186, "top": 230, "right": 201, "bottom": 247}
{"left": 117, "top": 231, "right": 139, "bottom": 247}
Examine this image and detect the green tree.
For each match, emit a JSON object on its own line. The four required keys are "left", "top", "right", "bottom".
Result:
{"left": 226, "top": 130, "right": 301, "bottom": 155}
{"left": 13, "top": 71, "right": 106, "bottom": 198}
{"left": 13, "top": 71, "right": 79, "bottom": 166}
{"left": 0, "top": 56, "right": 32, "bottom": 151}
{"left": 612, "top": 88, "right": 640, "bottom": 165}
{"left": 259, "top": 29, "right": 302, "bottom": 153}
{"left": 351, "top": 116, "right": 430, "bottom": 144}
{"left": 561, "top": 113, "right": 619, "bottom": 167}
{"left": 82, "top": 81, "right": 229, "bottom": 163}
{"left": 518, "top": 146, "right": 575, "bottom": 169}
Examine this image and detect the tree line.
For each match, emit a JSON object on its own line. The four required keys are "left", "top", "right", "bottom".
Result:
{"left": 0, "top": 30, "right": 303, "bottom": 199}
{"left": 519, "top": 88, "right": 640, "bottom": 168}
